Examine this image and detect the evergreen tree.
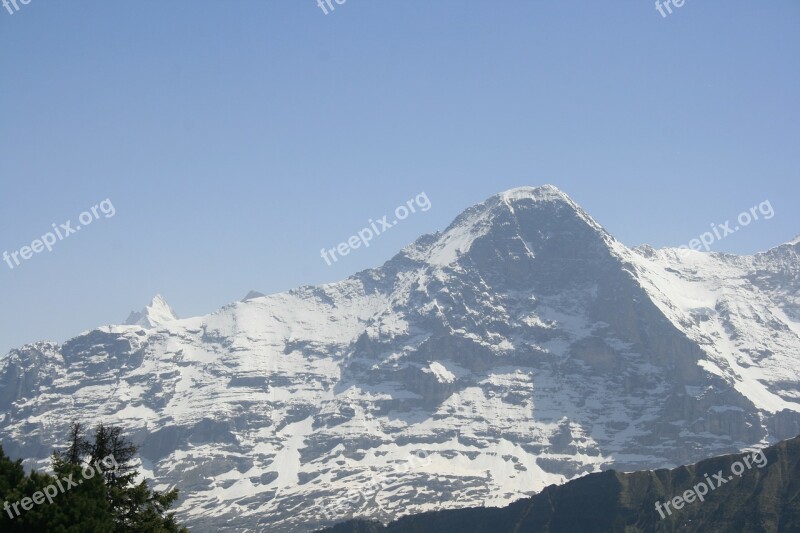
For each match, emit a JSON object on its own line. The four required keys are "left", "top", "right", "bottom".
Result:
{"left": 2, "top": 445, "right": 112, "bottom": 531}
{"left": 0, "top": 422, "right": 188, "bottom": 532}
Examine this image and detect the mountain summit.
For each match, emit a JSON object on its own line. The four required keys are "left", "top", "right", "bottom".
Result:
{"left": 123, "top": 294, "right": 178, "bottom": 328}
{"left": 1, "top": 186, "right": 799, "bottom": 532}
{"left": 399, "top": 184, "right": 610, "bottom": 270}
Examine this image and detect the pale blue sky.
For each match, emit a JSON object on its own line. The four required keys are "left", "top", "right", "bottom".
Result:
{"left": 1, "top": 1, "right": 798, "bottom": 354}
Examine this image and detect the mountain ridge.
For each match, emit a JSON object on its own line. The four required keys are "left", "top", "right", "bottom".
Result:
{"left": 1, "top": 185, "right": 798, "bottom": 532}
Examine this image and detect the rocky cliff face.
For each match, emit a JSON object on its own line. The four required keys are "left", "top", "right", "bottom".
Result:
{"left": 1, "top": 186, "right": 798, "bottom": 532}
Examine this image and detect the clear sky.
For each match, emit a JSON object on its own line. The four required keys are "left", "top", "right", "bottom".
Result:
{"left": 1, "top": 1, "right": 798, "bottom": 355}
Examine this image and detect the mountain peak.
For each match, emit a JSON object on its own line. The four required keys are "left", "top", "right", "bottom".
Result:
{"left": 403, "top": 184, "right": 609, "bottom": 268}
{"left": 499, "top": 184, "right": 568, "bottom": 203}
{"left": 494, "top": 185, "right": 594, "bottom": 220}
{"left": 496, "top": 184, "right": 608, "bottom": 237}
{"left": 124, "top": 294, "right": 178, "bottom": 328}
{"left": 242, "top": 290, "right": 266, "bottom": 302}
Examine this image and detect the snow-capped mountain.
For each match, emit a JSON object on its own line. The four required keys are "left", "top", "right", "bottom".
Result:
{"left": 1, "top": 185, "right": 799, "bottom": 532}
{"left": 124, "top": 294, "right": 179, "bottom": 328}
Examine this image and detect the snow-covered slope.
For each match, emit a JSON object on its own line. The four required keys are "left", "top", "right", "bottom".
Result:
{"left": 1, "top": 185, "right": 798, "bottom": 532}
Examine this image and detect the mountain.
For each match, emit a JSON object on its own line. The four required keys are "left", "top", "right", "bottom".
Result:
{"left": 242, "top": 290, "right": 266, "bottom": 302}
{"left": 319, "top": 435, "right": 800, "bottom": 533}
{"left": 1, "top": 185, "right": 799, "bottom": 532}
{"left": 124, "top": 294, "right": 179, "bottom": 328}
